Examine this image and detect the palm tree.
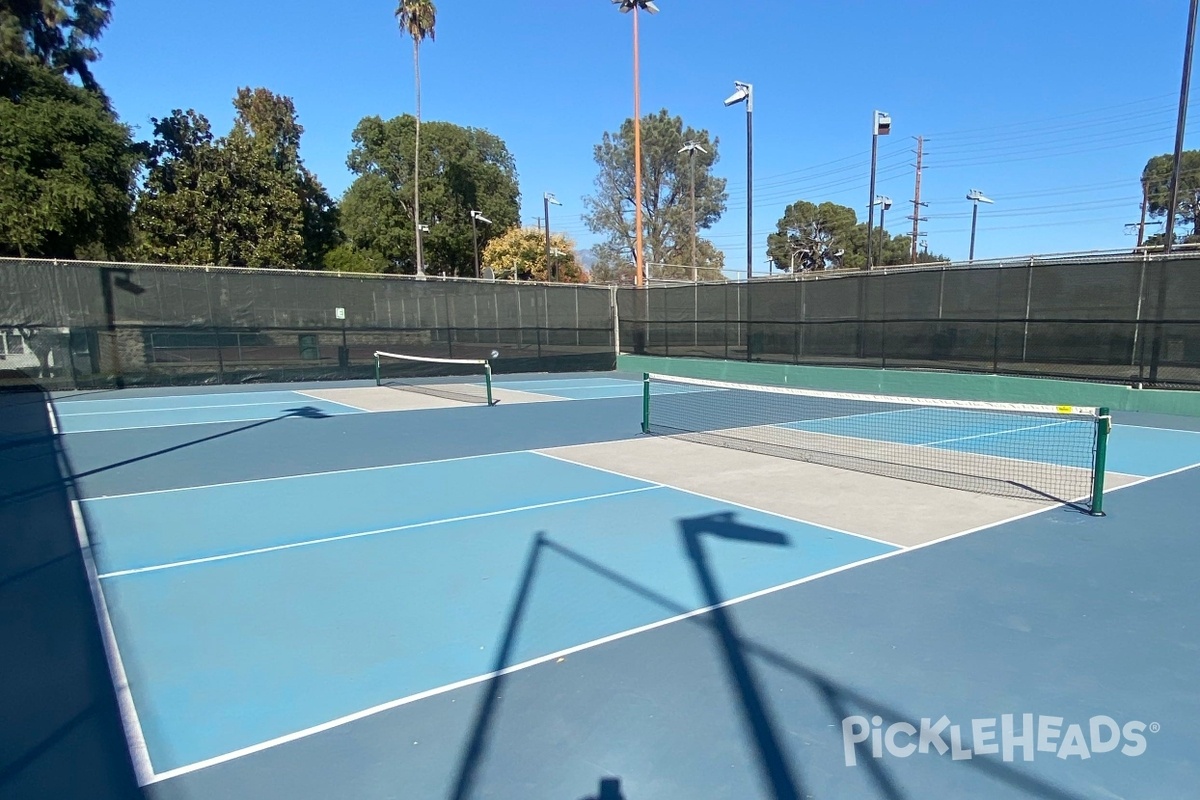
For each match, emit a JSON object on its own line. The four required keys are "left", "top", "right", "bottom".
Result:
{"left": 395, "top": 0, "right": 437, "bottom": 275}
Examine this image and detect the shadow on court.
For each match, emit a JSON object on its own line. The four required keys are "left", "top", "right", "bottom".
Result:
{"left": 0, "top": 405, "right": 332, "bottom": 507}
{"left": 0, "top": 384, "right": 144, "bottom": 800}
{"left": 447, "top": 511, "right": 1094, "bottom": 800}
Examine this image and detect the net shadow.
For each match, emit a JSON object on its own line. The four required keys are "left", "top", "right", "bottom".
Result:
{"left": 0, "top": 406, "right": 334, "bottom": 507}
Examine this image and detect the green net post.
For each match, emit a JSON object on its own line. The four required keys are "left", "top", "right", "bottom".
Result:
{"left": 1090, "top": 407, "right": 1111, "bottom": 516}
{"left": 642, "top": 373, "right": 651, "bottom": 434}
{"left": 484, "top": 362, "right": 494, "bottom": 406}
{"left": 374, "top": 353, "right": 381, "bottom": 386}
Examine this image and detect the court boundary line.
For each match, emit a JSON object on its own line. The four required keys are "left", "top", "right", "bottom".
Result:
{"left": 54, "top": 399, "right": 339, "bottom": 417}
{"left": 533, "top": 449, "right": 902, "bottom": 549}
{"left": 97, "top": 486, "right": 663, "bottom": 579}
{"left": 43, "top": 394, "right": 156, "bottom": 784}
{"left": 143, "top": 457, "right": 1200, "bottom": 786}
{"left": 84, "top": 448, "right": 542, "bottom": 501}
{"left": 62, "top": 412, "right": 356, "bottom": 436}
{"left": 291, "top": 390, "right": 374, "bottom": 412}
{"left": 921, "top": 419, "right": 1074, "bottom": 447}
{"left": 70, "top": 500, "right": 156, "bottom": 783}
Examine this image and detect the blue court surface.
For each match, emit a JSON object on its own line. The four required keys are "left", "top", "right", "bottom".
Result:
{"left": 32, "top": 373, "right": 1200, "bottom": 798}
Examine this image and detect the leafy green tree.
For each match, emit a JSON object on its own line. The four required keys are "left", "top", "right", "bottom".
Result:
{"left": 134, "top": 88, "right": 336, "bottom": 268}
{"left": 339, "top": 115, "right": 520, "bottom": 275}
{"left": 587, "top": 247, "right": 633, "bottom": 284}
{"left": 0, "top": 56, "right": 137, "bottom": 258}
{"left": 584, "top": 110, "right": 728, "bottom": 281}
{"left": 0, "top": 0, "right": 112, "bottom": 92}
{"left": 322, "top": 243, "right": 390, "bottom": 273}
{"left": 396, "top": 0, "right": 437, "bottom": 275}
{"left": 481, "top": 227, "right": 585, "bottom": 283}
{"left": 767, "top": 200, "right": 860, "bottom": 271}
{"left": 766, "top": 199, "right": 943, "bottom": 271}
{"left": 1142, "top": 151, "right": 1200, "bottom": 244}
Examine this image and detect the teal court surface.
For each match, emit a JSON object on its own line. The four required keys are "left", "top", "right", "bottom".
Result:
{"left": 7, "top": 369, "right": 1200, "bottom": 800}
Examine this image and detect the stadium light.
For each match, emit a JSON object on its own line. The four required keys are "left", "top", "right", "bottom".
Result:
{"left": 865, "top": 110, "right": 892, "bottom": 270}
{"left": 470, "top": 210, "right": 491, "bottom": 279}
{"left": 723, "top": 81, "right": 753, "bottom": 283}
{"left": 612, "top": 1, "right": 658, "bottom": 286}
{"left": 679, "top": 141, "right": 708, "bottom": 281}
{"left": 967, "top": 189, "right": 994, "bottom": 262}
{"left": 544, "top": 192, "right": 562, "bottom": 281}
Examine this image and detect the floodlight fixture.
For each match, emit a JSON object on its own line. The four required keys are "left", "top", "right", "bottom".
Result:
{"left": 613, "top": 0, "right": 659, "bottom": 14}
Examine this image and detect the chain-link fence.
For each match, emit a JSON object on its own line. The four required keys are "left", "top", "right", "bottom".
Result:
{"left": 617, "top": 254, "right": 1200, "bottom": 389}
{"left": 0, "top": 259, "right": 617, "bottom": 389}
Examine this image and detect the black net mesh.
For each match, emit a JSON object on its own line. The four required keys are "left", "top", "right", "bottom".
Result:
{"left": 615, "top": 256, "right": 1200, "bottom": 388}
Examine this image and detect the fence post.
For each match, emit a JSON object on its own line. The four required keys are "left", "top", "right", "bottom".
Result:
{"left": 1021, "top": 258, "right": 1034, "bottom": 363}
{"left": 610, "top": 285, "right": 620, "bottom": 358}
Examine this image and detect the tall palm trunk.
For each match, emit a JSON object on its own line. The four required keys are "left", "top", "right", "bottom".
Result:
{"left": 413, "top": 37, "right": 424, "bottom": 275}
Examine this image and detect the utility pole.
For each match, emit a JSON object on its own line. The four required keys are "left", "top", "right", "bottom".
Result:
{"left": 1137, "top": 178, "right": 1150, "bottom": 248}
{"left": 534, "top": 217, "right": 544, "bottom": 232}
{"left": 909, "top": 136, "right": 928, "bottom": 263}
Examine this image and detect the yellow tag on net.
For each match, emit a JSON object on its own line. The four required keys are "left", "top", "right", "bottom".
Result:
{"left": 1056, "top": 405, "right": 1073, "bottom": 414}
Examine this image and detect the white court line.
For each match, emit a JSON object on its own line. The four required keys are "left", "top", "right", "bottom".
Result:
{"left": 142, "top": 457, "right": 1200, "bottom": 785}
{"left": 784, "top": 407, "right": 922, "bottom": 427}
{"left": 47, "top": 399, "right": 159, "bottom": 786}
{"left": 98, "top": 486, "right": 663, "bottom": 579}
{"left": 71, "top": 500, "right": 157, "bottom": 783}
{"left": 45, "top": 399, "right": 59, "bottom": 435}
{"left": 85, "top": 448, "right": 537, "bottom": 501}
{"left": 55, "top": 399, "right": 328, "bottom": 417}
{"left": 533, "top": 450, "right": 900, "bottom": 549}
{"left": 1115, "top": 422, "right": 1200, "bottom": 435}
{"left": 921, "top": 420, "right": 1074, "bottom": 448}
{"left": 62, "top": 411, "right": 353, "bottom": 436}
{"left": 291, "top": 390, "right": 371, "bottom": 412}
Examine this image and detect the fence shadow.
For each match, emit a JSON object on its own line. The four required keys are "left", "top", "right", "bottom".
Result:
{"left": 0, "top": 382, "right": 144, "bottom": 799}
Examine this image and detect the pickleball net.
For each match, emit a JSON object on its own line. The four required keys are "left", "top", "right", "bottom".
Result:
{"left": 641, "top": 373, "right": 1111, "bottom": 513}
{"left": 374, "top": 352, "right": 495, "bottom": 405}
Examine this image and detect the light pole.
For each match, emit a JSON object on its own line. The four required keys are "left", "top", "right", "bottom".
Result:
{"left": 865, "top": 110, "right": 891, "bottom": 270}
{"left": 543, "top": 192, "right": 562, "bottom": 281}
{"left": 1165, "top": 0, "right": 1200, "bottom": 253}
{"left": 724, "top": 81, "right": 754, "bottom": 282}
{"left": 966, "top": 189, "right": 994, "bottom": 262}
{"left": 613, "top": 0, "right": 659, "bottom": 287}
{"left": 470, "top": 210, "right": 491, "bottom": 278}
{"left": 416, "top": 224, "right": 430, "bottom": 276}
{"left": 874, "top": 196, "right": 892, "bottom": 265}
{"left": 679, "top": 141, "right": 707, "bottom": 282}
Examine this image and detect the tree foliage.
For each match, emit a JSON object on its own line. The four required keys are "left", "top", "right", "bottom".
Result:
{"left": 481, "top": 226, "right": 584, "bottom": 283}
{"left": 766, "top": 200, "right": 944, "bottom": 271}
{"left": 0, "top": 0, "right": 113, "bottom": 92}
{"left": 584, "top": 110, "right": 728, "bottom": 281}
{"left": 1142, "top": 151, "right": 1200, "bottom": 243}
{"left": 339, "top": 115, "right": 520, "bottom": 275}
{"left": 0, "top": 55, "right": 136, "bottom": 258}
{"left": 134, "top": 88, "right": 336, "bottom": 268}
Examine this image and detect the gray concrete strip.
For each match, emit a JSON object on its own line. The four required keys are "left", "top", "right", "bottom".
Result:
{"left": 539, "top": 437, "right": 1130, "bottom": 547}
{"left": 295, "top": 386, "right": 562, "bottom": 411}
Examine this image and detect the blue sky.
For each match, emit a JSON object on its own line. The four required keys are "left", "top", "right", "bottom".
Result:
{"left": 93, "top": 1, "right": 1196, "bottom": 273}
